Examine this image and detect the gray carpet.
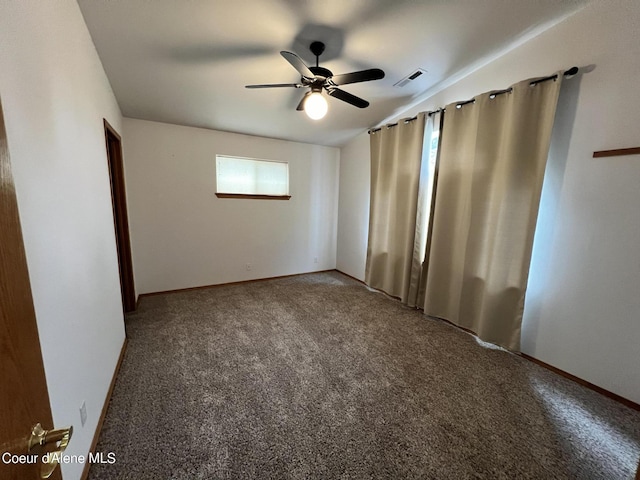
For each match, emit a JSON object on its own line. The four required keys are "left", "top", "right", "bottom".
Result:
{"left": 89, "top": 271, "right": 640, "bottom": 479}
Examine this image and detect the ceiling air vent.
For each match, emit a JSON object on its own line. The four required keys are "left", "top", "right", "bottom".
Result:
{"left": 394, "top": 68, "right": 427, "bottom": 88}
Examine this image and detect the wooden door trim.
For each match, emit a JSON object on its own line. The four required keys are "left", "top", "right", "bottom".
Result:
{"left": 104, "top": 120, "right": 136, "bottom": 312}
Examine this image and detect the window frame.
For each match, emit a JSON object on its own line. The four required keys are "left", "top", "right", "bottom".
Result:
{"left": 214, "top": 154, "right": 291, "bottom": 200}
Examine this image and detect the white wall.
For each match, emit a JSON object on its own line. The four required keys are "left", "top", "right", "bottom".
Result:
{"left": 336, "top": 132, "right": 370, "bottom": 280}
{"left": 123, "top": 118, "right": 339, "bottom": 294}
{"left": 0, "top": 2, "right": 126, "bottom": 479}
{"left": 336, "top": 1, "right": 640, "bottom": 404}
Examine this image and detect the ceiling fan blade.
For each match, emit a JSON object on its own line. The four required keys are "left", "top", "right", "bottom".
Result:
{"left": 327, "top": 88, "right": 369, "bottom": 108}
{"left": 245, "top": 83, "right": 303, "bottom": 89}
{"left": 330, "top": 68, "right": 385, "bottom": 86}
{"left": 280, "top": 51, "right": 314, "bottom": 79}
{"left": 296, "top": 92, "right": 311, "bottom": 111}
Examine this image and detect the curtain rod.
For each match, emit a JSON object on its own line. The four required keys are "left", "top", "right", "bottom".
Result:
{"left": 369, "top": 66, "right": 579, "bottom": 133}
{"left": 368, "top": 112, "right": 437, "bottom": 134}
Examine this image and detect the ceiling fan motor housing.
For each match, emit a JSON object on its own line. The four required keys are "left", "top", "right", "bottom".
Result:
{"left": 308, "top": 66, "right": 333, "bottom": 80}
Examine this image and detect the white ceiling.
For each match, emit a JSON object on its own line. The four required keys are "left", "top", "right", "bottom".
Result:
{"left": 77, "top": 0, "right": 586, "bottom": 147}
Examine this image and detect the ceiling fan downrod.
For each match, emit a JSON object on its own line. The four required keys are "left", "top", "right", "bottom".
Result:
{"left": 310, "top": 41, "right": 325, "bottom": 68}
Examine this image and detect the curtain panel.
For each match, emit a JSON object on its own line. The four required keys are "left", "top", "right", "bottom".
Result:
{"left": 423, "top": 74, "right": 563, "bottom": 351}
{"left": 366, "top": 113, "right": 426, "bottom": 301}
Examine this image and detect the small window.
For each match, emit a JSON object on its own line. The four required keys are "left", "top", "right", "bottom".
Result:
{"left": 215, "top": 155, "right": 290, "bottom": 200}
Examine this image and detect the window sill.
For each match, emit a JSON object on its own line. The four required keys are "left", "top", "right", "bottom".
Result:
{"left": 215, "top": 193, "right": 291, "bottom": 200}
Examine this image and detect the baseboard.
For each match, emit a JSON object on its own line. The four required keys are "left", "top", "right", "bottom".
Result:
{"left": 519, "top": 353, "right": 639, "bottom": 411}
{"left": 138, "top": 269, "right": 336, "bottom": 299}
{"left": 80, "top": 337, "right": 128, "bottom": 480}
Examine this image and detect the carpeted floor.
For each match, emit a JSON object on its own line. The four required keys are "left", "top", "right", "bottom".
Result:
{"left": 89, "top": 271, "right": 640, "bottom": 479}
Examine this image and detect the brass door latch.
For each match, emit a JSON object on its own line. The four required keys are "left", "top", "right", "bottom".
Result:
{"left": 27, "top": 423, "right": 73, "bottom": 479}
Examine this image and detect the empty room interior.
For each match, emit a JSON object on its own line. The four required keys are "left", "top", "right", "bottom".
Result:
{"left": 1, "top": 1, "right": 640, "bottom": 479}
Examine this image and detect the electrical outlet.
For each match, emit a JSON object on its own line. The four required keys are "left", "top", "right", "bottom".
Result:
{"left": 314, "top": 257, "right": 318, "bottom": 264}
{"left": 246, "top": 263, "right": 252, "bottom": 271}
{"left": 80, "top": 401, "right": 87, "bottom": 427}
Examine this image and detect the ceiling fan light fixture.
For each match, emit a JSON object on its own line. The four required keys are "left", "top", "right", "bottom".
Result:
{"left": 304, "top": 91, "right": 328, "bottom": 120}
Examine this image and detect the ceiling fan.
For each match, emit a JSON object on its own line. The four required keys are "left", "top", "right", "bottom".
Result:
{"left": 245, "top": 41, "right": 385, "bottom": 120}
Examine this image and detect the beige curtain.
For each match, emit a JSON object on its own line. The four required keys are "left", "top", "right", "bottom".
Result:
{"left": 366, "top": 113, "right": 426, "bottom": 301}
{"left": 423, "top": 74, "right": 563, "bottom": 351}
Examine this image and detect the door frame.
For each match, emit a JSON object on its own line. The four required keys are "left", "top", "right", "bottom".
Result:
{"left": 104, "top": 120, "right": 136, "bottom": 312}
